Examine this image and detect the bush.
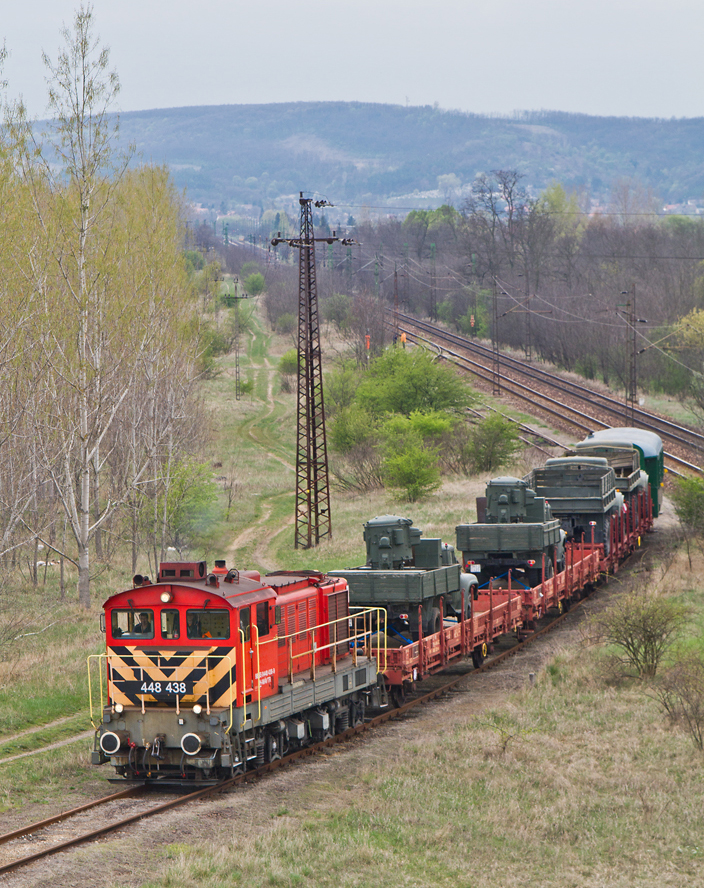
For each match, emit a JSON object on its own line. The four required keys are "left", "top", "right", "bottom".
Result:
{"left": 463, "top": 414, "right": 520, "bottom": 473}
{"left": 279, "top": 349, "right": 298, "bottom": 376}
{"left": 355, "top": 347, "right": 473, "bottom": 417}
{"left": 591, "top": 591, "right": 690, "bottom": 679}
{"left": 276, "top": 312, "right": 296, "bottom": 335}
{"left": 330, "top": 405, "right": 378, "bottom": 454}
{"left": 653, "top": 652, "right": 704, "bottom": 750}
{"left": 244, "top": 272, "right": 265, "bottom": 296}
{"left": 671, "top": 476, "right": 704, "bottom": 566}
{"left": 384, "top": 443, "right": 441, "bottom": 502}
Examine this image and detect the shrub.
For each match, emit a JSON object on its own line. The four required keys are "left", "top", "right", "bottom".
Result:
{"left": 384, "top": 442, "right": 441, "bottom": 502}
{"left": 279, "top": 349, "right": 298, "bottom": 376}
{"left": 653, "top": 652, "right": 704, "bottom": 750}
{"left": 330, "top": 405, "right": 378, "bottom": 454}
{"left": 276, "top": 313, "right": 296, "bottom": 335}
{"left": 244, "top": 272, "right": 265, "bottom": 296}
{"left": 355, "top": 347, "right": 473, "bottom": 417}
{"left": 463, "top": 414, "right": 520, "bottom": 473}
{"left": 591, "top": 591, "right": 690, "bottom": 679}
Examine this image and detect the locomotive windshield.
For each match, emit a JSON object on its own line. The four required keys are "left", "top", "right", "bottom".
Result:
{"left": 111, "top": 609, "right": 154, "bottom": 639}
{"left": 186, "top": 609, "right": 230, "bottom": 639}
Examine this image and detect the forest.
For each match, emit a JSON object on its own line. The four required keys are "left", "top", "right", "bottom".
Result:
{"left": 0, "top": 11, "right": 207, "bottom": 608}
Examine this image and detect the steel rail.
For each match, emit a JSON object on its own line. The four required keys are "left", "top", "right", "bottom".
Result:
{"left": 0, "top": 787, "right": 143, "bottom": 847}
{"left": 402, "top": 324, "right": 702, "bottom": 475}
{"left": 399, "top": 313, "right": 704, "bottom": 452}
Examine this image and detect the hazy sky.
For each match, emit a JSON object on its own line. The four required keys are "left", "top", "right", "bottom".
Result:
{"left": 3, "top": 0, "right": 703, "bottom": 120}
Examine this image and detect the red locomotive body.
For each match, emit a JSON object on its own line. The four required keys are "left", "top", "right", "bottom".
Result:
{"left": 90, "top": 566, "right": 385, "bottom": 783}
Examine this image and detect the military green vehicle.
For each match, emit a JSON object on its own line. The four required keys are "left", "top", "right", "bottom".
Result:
{"left": 525, "top": 456, "right": 620, "bottom": 553}
{"left": 455, "top": 477, "right": 565, "bottom": 588}
{"left": 576, "top": 428, "right": 663, "bottom": 517}
{"left": 331, "top": 515, "right": 478, "bottom": 639}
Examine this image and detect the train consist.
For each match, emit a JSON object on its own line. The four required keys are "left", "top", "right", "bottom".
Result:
{"left": 89, "top": 427, "right": 663, "bottom": 784}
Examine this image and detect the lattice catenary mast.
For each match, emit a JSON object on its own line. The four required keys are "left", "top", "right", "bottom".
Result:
{"left": 272, "top": 193, "right": 353, "bottom": 548}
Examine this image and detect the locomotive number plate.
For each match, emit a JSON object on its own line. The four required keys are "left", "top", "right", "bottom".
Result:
{"left": 140, "top": 681, "right": 191, "bottom": 696}
{"left": 111, "top": 679, "right": 193, "bottom": 698}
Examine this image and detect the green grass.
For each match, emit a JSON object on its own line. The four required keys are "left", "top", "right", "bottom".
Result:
{"left": 140, "top": 571, "right": 704, "bottom": 887}
{"left": 0, "top": 713, "right": 90, "bottom": 759}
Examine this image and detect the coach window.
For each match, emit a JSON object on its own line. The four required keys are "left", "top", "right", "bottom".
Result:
{"left": 256, "top": 601, "right": 270, "bottom": 637}
{"left": 161, "top": 609, "right": 180, "bottom": 640}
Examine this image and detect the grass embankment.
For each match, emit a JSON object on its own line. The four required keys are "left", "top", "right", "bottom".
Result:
{"left": 0, "top": 590, "right": 110, "bottom": 810}
{"left": 143, "top": 544, "right": 704, "bottom": 888}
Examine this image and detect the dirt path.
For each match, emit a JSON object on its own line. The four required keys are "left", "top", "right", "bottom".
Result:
{"left": 0, "top": 731, "right": 93, "bottom": 767}
{"left": 224, "top": 357, "right": 296, "bottom": 572}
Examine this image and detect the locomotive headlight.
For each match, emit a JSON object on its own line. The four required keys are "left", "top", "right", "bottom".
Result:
{"left": 192, "top": 704, "right": 203, "bottom": 715}
{"left": 114, "top": 703, "right": 124, "bottom": 714}
{"left": 160, "top": 590, "right": 173, "bottom": 603}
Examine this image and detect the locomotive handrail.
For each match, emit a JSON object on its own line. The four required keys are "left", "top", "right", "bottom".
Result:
{"left": 87, "top": 652, "right": 236, "bottom": 733}
{"left": 259, "top": 606, "right": 387, "bottom": 679}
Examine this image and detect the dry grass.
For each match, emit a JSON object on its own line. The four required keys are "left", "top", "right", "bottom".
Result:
{"left": 136, "top": 533, "right": 704, "bottom": 888}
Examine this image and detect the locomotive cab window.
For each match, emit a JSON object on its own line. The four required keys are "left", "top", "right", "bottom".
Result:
{"left": 111, "top": 609, "right": 154, "bottom": 639}
{"left": 256, "top": 601, "right": 270, "bottom": 637}
{"left": 239, "top": 607, "right": 251, "bottom": 642}
{"left": 186, "top": 609, "right": 230, "bottom": 639}
{"left": 160, "top": 609, "right": 180, "bottom": 639}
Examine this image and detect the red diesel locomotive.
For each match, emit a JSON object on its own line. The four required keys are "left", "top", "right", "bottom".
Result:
{"left": 90, "top": 562, "right": 386, "bottom": 783}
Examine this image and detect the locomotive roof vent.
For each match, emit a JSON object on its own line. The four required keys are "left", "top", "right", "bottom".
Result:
{"left": 158, "top": 561, "right": 207, "bottom": 582}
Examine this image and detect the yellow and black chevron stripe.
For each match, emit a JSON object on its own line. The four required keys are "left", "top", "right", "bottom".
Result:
{"left": 107, "top": 645, "right": 237, "bottom": 707}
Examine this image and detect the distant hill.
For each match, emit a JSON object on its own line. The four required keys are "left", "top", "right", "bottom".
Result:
{"left": 114, "top": 102, "right": 704, "bottom": 216}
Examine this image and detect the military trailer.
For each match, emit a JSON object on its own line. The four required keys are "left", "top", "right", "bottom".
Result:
{"left": 330, "top": 516, "right": 477, "bottom": 639}
{"left": 455, "top": 477, "right": 565, "bottom": 588}
{"left": 577, "top": 428, "right": 664, "bottom": 517}
{"left": 525, "top": 456, "right": 619, "bottom": 552}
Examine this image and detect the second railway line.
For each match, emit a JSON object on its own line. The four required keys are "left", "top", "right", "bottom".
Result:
{"left": 396, "top": 313, "right": 703, "bottom": 476}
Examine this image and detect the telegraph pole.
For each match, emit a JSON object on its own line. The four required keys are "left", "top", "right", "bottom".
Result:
{"left": 492, "top": 278, "right": 501, "bottom": 396}
{"left": 272, "top": 194, "right": 353, "bottom": 549}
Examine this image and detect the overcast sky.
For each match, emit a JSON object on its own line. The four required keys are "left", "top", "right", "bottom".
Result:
{"left": 3, "top": 0, "right": 703, "bottom": 120}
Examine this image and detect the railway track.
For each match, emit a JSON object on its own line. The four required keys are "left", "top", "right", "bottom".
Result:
{"left": 397, "top": 313, "right": 703, "bottom": 476}
{"left": 0, "top": 583, "right": 606, "bottom": 877}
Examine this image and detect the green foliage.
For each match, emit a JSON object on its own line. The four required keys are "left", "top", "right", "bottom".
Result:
{"left": 457, "top": 291, "right": 490, "bottom": 338}
{"left": 327, "top": 349, "right": 474, "bottom": 493}
{"left": 184, "top": 249, "right": 205, "bottom": 274}
{"left": 162, "top": 459, "right": 219, "bottom": 552}
{"left": 244, "top": 272, "right": 265, "bottom": 295}
{"left": 383, "top": 442, "right": 441, "bottom": 502}
{"left": 278, "top": 349, "right": 298, "bottom": 376}
{"left": 197, "top": 320, "right": 234, "bottom": 376}
{"left": 355, "top": 347, "right": 473, "bottom": 417}
{"left": 276, "top": 312, "right": 296, "bottom": 335}
{"left": 322, "top": 293, "right": 352, "bottom": 329}
{"left": 593, "top": 591, "right": 690, "bottom": 679}
{"left": 672, "top": 476, "right": 704, "bottom": 537}
{"left": 330, "top": 405, "right": 378, "bottom": 454}
{"left": 325, "top": 360, "right": 363, "bottom": 416}
{"left": 462, "top": 414, "right": 521, "bottom": 473}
